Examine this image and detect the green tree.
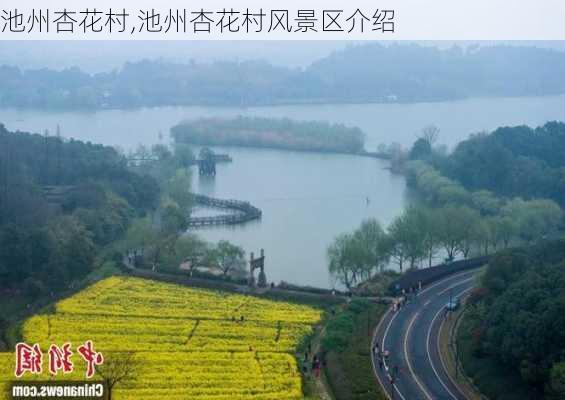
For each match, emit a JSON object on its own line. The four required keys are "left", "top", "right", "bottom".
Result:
{"left": 418, "top": 207, "right": 442, "bottom": 267}
{"left": 173, "top": 143, "right": 195, "bottom": 168}
{"left": 327, "top": 233, "right": 366, "bottom": 289}
{"left": 388, "top": 208, "right": 427, "bottom": 270}
{"left": 436, "top": 206, "right": 476, "bottom": 261}
{"left": 495, "top": 216, "right": 518, "bottom": 248}
{"left": 353, "top": 218, "right": 390, "bottom": 274}
{"left": 47, "top": 216, "right": 96, "bottom": 283}
{"left": 166, "top": 168, "right": 193, "bottom": 211}
{"left": 456, "top": 209, "right": 482, "bottom": 258}
{"left": 549, "top": 362, "right": 565, "bottom": 399}
{"left": 409, "top": 137, "right": 432, "bottom": 160}
{"left": 471, "top": 190, "right": 502, "bottom": 215}
{"left": 207, "top": 240, "right": 246, "bottom": 276}
{"left": 160, "top": 199, "right": 188, "bottom": 235}
{"left": 502, "top": 198, "right": 562, "bottom": 243}
{"left": 163, "top": 234, "right": 208, "bottom": 273}
{"left": 0, "top": 224, "right": 32, "bottom": 286}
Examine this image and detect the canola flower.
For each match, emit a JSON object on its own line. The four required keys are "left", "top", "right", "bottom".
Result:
{"left": 0, "top": 277, "right": 322, "bottom": 399}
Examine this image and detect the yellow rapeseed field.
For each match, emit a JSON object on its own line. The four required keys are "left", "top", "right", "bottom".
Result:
{"left": 0, "top": 276, "right": 323, "bottom": 399}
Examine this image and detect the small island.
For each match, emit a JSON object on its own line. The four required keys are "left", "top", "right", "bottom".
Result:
{"left": 171, "top": 116, "right": 366, "bottom": 154}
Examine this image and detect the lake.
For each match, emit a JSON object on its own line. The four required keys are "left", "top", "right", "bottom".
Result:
{"left": 2, "top": 94, "right": 565, "bottom": 287}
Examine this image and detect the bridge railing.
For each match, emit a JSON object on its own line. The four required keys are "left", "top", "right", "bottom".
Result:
{"left": 189, "top": 194, "right": 262, "bottom": 227}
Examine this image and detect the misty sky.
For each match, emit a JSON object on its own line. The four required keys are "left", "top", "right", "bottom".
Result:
{"left": 1, "top": 40, "right": 565, "bottom": 73}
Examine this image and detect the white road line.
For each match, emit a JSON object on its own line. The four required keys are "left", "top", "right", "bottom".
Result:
{"left": 418, "top": 270, "right": 477, "bottom": 297}
{"left": 427, "top": 307, "right": 460, "bottom": 399}
{"left": 436, "top": 286, "right": 475, "bottom": 400}
{"left": 437, "top": 278, "right": 474, "bottom": 296}
{"left": 381, "top": 307, "right": 407, "bottom": 400}
{"left": 371, "top": 307, "right": 394, "bottom": 400}
{"left": 382, "top": 306, "right": 399, "bottom": 350}
{"left": 404, "top": 311, "right": 434, "bottom": 400}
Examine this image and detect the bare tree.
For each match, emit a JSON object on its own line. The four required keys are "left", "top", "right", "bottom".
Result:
{"left": 420, "top": 125, "right": 440, "bottom": 147}
{"left": 96, "top": 353, "right": 137, "bottom": 400}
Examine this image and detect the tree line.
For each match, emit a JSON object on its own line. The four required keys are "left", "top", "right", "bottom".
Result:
{"left": 426, "top": 121, "right": 565, "bottom": 208}
{"left": 327, "top": 203, "right": 546, "bottom": 290}
{"left": 406, "top": 161, "right": 562, "bottom": 243}
{"left": 4, "top": 44, "right": 565, "bottom": 109}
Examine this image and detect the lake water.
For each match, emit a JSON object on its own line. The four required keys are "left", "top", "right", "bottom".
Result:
{"left": 2, "top": 94, "right": 565, "bottom": 287}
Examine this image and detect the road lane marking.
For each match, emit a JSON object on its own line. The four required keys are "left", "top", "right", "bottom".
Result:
{"left": 371, "top": 307, "right": 396, "bottom": 400}
{"left": 418, "top": 270, "right": 477, "bottom": 297}
{"left": 404, "top": 311, "right": 434, "bottom": 400}
{"left": 427, "top": 306, "right": 460, "bottom": 399}
{"left": 381, "top": 308, "right": 407, "bottom": 400}
{"left": 436, "top": 286, "right": 475, "bottom": 400}
{"left": 437, "top": 278, "right": 474, "bottom": 296}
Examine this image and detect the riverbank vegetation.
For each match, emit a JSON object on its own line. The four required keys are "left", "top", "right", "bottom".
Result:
{"left": 407, "top": 121, "right": 565, "bottom": 209}
{"left": 457, "top": 239, "right": 565, "bottom": 399}
{"left": 325, "top": 198, "right": 560, "bottom": 293}
{"left": 327, "top": 122, "right": 564, "bottom": 296}
{"left": 407, "top": 162, "right": 562, "bottom": 244}
{"left": 171, "top": 117, "right": 365, "bottom": 154}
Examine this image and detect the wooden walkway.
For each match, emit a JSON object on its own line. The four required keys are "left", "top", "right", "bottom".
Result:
{"left": 188, "top": 194, "right": 262, "bottom": 228}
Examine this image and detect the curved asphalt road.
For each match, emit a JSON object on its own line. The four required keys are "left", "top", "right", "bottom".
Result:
{"left": 372, "top": 270, "right": 479, "bottom": 400}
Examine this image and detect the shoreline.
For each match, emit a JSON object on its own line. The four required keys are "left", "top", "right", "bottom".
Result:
{"left": 2, "top": 93, "right": 565, "bottom": 113}
{"left": 186, "top": 142, "right": 393, "bottom": 160}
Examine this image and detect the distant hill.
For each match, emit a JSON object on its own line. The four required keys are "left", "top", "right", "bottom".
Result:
{"left": 1, "top": 44, "right": 565, "bottom": 109}
{"left": 306, "top": 44, "right": 565, "bottom": 102}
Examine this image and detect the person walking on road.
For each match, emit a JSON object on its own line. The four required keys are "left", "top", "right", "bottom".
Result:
{"left": 372, "top": 342, "right": 380, "bottom": 359}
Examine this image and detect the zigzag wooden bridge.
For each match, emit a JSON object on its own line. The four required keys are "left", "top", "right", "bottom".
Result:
{"left": 188, "top": 194, "right": 262, "bottom": 228}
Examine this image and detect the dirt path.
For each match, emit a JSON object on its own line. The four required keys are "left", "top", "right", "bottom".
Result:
{"left": 300, "top": 321, "right": 335, "bottom": 400}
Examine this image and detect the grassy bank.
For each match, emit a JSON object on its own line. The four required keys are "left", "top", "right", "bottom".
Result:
{"left": 322, "top": 299, "right": 387, "bottom": 400}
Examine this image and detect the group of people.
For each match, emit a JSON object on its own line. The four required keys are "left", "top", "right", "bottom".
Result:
{"left": 231, "top": 315, "right": 246, "bottom": 323}
{"left": 372, "top": 341, "right": 389, "bottom": 370}
{"left": 303, "top": 343, "right": 323, "bottom": 378}
{"left": 392, "top": 281, "right": 423, "bottom": 312}
{"left": 372, "top": 341, "right": 400, "bottom": 387}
